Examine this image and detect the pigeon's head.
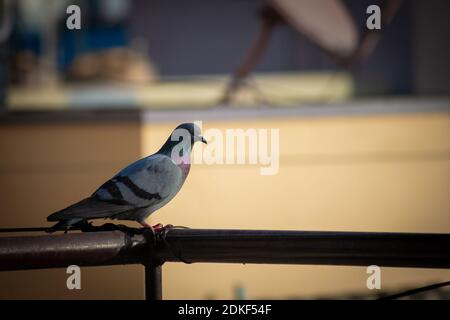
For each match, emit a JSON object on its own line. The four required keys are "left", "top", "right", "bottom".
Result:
{"left": 174, "top": 122, "right": 207, "bottom": 145}
{"left": 158, "top": 122, "right": 207, "bottom": 157}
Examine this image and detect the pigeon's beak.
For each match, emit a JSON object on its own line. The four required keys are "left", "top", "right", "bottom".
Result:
{"left": 194, "top": 134, "right": 207, "bottom": 144}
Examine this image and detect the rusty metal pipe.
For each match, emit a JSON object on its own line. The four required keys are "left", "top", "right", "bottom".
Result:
{"left": 156, "top": 229, "right": 450, "bottom": 269}
{"left": 1, "top": 229, "right": 450, "bottom": 271}
{"left": 0, "top": 231, "right": 146, "bottom": 271}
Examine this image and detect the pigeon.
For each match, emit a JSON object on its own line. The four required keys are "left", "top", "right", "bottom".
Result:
{"left": 47, "top": 122, "right": 207, "bottom": 231}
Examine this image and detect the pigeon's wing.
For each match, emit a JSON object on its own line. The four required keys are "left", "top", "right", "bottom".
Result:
{"left": 47, "top": 196, "right": 134, "bottom": 222}
{"left": 47, "top": 154, "right": 181, "bottom": 223}
{"left": 93, "top": 154, "right": 182, "bottom": 209}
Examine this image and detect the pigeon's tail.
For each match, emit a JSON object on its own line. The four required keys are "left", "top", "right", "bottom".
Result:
{"left": 47, "top": 197, "right": 104, "bottom": 222}
{"left": 47, "top": 196, "right": 134, "bottom": 231}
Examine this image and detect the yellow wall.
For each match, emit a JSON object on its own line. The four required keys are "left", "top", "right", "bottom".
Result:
{"left": 1, "top": 112, "right": 449, "bottom": 299}
{"left": 0, "top": 122, "right": 144, "bottom": 299}
{"left": 142, "top": 113, "right": 450, "bottom": 299}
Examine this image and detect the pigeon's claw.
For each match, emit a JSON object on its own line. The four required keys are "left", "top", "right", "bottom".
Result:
{"left": 152, "top": 223, "right": 175, "bottom": 234}
{"left": 152, "top": 223, "right": 164, "bottom": 231}
{"left": 139, "top": 221, "right": 165, "bottom": 232}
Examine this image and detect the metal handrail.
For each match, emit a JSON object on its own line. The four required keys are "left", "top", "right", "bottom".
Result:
{"left": 1, "top": 228, "right": 450, "bottom": 299}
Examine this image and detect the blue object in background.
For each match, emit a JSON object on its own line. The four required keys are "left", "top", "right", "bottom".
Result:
{"left": 59, "top": 24, "right": 129, "bottom": 71}
{"left": 234, "top": 284, "right": 247, "bottom": 300}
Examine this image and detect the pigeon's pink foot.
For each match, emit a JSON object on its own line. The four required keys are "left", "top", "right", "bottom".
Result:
{"left": 152, "top": 223, "right": 164, "bottom": 231}
{"left": 140, "top": 221, "right": 164, "bottom": 231}
{"left": 140, "top": 222, "right": 169, "bottom": 232}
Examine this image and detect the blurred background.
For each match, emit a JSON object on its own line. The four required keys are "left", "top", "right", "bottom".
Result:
{"left": 0, "top": 0, "right": 449, "bottom": 299}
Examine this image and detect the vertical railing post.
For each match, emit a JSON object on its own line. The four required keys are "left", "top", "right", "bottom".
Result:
{"left": 145, "top": 264, "right": 162, "bottom": 300}
{"left": 143, "top": 227, "right": 163, "bottom": 300}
